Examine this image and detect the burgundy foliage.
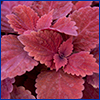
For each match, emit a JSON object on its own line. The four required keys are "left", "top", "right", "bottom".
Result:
{"left": 82, "top": 81, "right": 99, "bottom": 99}
{"left": 1, "top": 1, "right": 99, "bottom": 99}
{"left": 10, "top": 85, "right": 36, "bottom": 99}
{"left": 1, "top": 35, "right": 38, "bottom": 80}
{"left": 1, "top": 1, "right": 33, "bottom": 33}
{"left": 35, "top": 69, "right": 84, "bottom": 99}
{"left": 1, "top": 78, "right": 15, "bottom": 99}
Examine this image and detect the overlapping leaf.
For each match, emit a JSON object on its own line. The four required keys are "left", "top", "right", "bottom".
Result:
{"left": 36, "top": 10, "right": 53, "bottom": 30}
{"left": 6, "top": 5, "right": 39, "bottom": 34}
{"left": 18, "top": 30, "right": 63, "bottom": 69}
{"left": 32, "top": 1, "right": 73, "bottom": 20}
{"left": 58, "top": 37, "right": 73, "bottom": 57}
{"left": 51, "top": 17, "right": 78, "bottom": 36}
{"left": 64, "top": 51, "right": 99, "bottom": 77}
{"left": 82, "top": 81, "right": 99, "bottom": 99}
{"left": 53, "top": 54, "right": 67, "bottom": 71}
{"left": 70, "top": 7, "right": 99, "bottom": 52}
{"left": 91, "top": 44, "right": 99, "bottom": 64}
{"left": 1, "top": 1, "right": 32, "bottom": 33}
{"left": 35, "top": 69, "right": 84, "bottom": 99}
{"left": 1, "top": 78, "right": 15, "bottom": 99}
{"left": 6, "top": 5, "right": 78, "bottom": 36}
{"left": 54, "top": 38, "right": 73, "bottom": 71}
{"left": 87, "top": 45, "right": 99, "bottom": 88}
{"left": 73, "top": 1, "right": 92, "bottom": 10}
{"left": 1, "top": 35, "right": 38, "bottom": 80}
{"left": 86, "top": 73, "right": 99, "bottom": 88}
{"left": 10, "top": 85, "right": 35, "bottom": 99}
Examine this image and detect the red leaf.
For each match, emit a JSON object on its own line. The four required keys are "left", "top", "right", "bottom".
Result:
{"left": 86, "top": 73, "right": 99, "bottom": 88}
{"left": 53, "top": 38, "right": 73, "bottom": 71}
{"left": 70, "top": 7, "right": 99, "bottom": 52}
{"left": 53, "top": 54, "right": 67, "bottom": 71}
{"left": 1, "top": 1, "right": 32, "bottom": 33}
{"left": 35, "top": 69, "right": 84, "bottom": 99}
{"left": 6, "top": 5, "right": 39, "bottom": 34}
{"left": 36, "top": 10, "right": 53, "bottom": 30}
{"left": 82, "top": 81, "right": 99, "bottom": 99}
{"left": 1, "top": 78, "right": 15, "bottom": 99}
{"left": 32, "top": 1, "right": 73, "bottom": 20}
{"left": 91, "top": 44, "right": 99, "bottom": 64}
{"left": 1, "top": 35, "right": 38, "bottom": 80}
{"left": 73, "top": 1, "right": 92, "bottom": 10}
{"left": 51, "top": 17, "right": 78, "bottom": 36}
{"left": 58, "top": 37, "right": 73, "bottom": 57}
{"left": 10, "top": 85, "right": 35, "bottom": 99}
{"left": 18, "top": 30, "right": 63, "bottom": 69}
{"left": 6, "top": 4, "right": 78, "bottom": 37}
{"left": 64, "top": 51, "right": 99, "bottom": 77}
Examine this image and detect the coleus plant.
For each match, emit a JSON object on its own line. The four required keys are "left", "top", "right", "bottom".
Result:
{"left": 1, "top": 1, "right": 99, "bottom": 99}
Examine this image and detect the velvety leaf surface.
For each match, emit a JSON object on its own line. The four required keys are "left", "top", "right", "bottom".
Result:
{"left": 35, "top": 69, "right": 84, "bottom": 99}
{"left": 51, "top": 17, "right": 78, "bottom": 36}
{"left": 32, "top": 1, "right": 73, "bottom": 20}
{"left": 64, "top": 51, "right": 99, "bottom": 77}
{"left": 58, "top": 37, "right": 73, "bottom": 57}
{"left": 82, "top": 81, "right": 99, "bottom": 99}
{"left": 1, "top": 1, "right": 32, "bottom": 33}
{"left": 53, "top": 38, "right": 73, "bottom": 71}
{"left": 70, "top": 7, "right": 99, "bottom": 52}
{"left": 36, "top": 10, "right": 53, "bottom": 30}
{"left": 73, "top": 1, "right": 92, "bottom": 10}
{"left": 18, "top": 30, "right": 63, "bottom": 69}
{"left": 10, "top": 85, "right": 35, "bottom": 99}
{"left": 53, "top": 54, "right": 67, "bottom": 71}
{"left": 1, "top": 78, "right": 15, "bottom": 99}
{"left": 1, "top": 35, "right": 38, "bottom": 80}
{"left": 6, "top": 5, "right": 39, "bottom": 34}
{"left": 86, "top": 73, "right": 99, "bottom": 88}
